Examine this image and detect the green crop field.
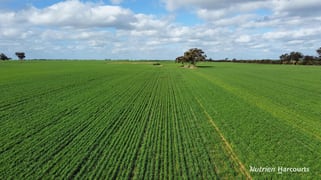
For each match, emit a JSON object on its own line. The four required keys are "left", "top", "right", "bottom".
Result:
{"left": 0, "top": 60, "right": 320, "bottom": 179}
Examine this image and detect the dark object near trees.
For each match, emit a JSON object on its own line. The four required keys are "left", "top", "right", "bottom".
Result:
{"left": 317, "top": 47, "right": 321, "bottom": 58}
{"left": 303, "top": 56, "right": 316, "bottom": 65}
{"left": 0, "top": 53, "right": 10, "bottom": 60}
{"left": 280, "top": 53, "right": 290, "bottom": 64}
{"left": 175, "top": 56, "right": 185, "bottom": 64}
{"left": 15, "top": 52, "right": 25, "bottom": 60}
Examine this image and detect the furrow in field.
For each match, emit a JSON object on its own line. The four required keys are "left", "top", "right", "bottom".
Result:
{"left": 195, "top": 98, "right": 252, "bottom": 179}
{"left": 166, "top": 75, "right": 186, "bottom": 178}
{"left": 0, "top": 90, "right": 109, "bottom": 177}
{"left": 194, "top": 71, "right": 321, "bottom": 142}
{"left": 118, "top": 72, "right": 164, "bottom": 179}
{"left": 66, "top": 105, "right": 133, "bottom": 177}
{"left": 82, "top": 71, "right": 159, "bottom": 179}
{"left": 224, "top": 70, "right": 321, "bottom": 131}
{"left": 171, "top": 83, "right": 191, "bottom": 178}
{"left": 0, "top": 69, "right": 148, "bottom": 178}
{"left": 126, "top": 80, "right": 159, "bottom": 179}
{"left": 187, "top": 66, "right": 321, "bottom": 177}
{"left": 0, "top": 75, "right": 124, "bottom": 155}
{"left": 174, "top": 99, "right": 203, "bottom": 177}
{"left": 130, "top": 76, "right": 163, "bottom": 179}
{"left": 51, "top": 73, "right": 152, "bottom": 178}
{"left": 187, "top": 106, "right": 222, "bottom": 179}
{"left": 107, "top": 98, "right": 152, "bottom": 178}
{"left": 129, "top": 70, "right": 179, "bottom": 179}
{"left": 0, "top": 75, "right": 106, "bottom": 111}
{"left": 0, "top": 73, "right": 125, "bottom": 126}
{"left": 168, "top": 70, "right": 229, "bottom": 178}
{"left": 40, "top": 100, "right": 118, "bottom": 178}
{"left": 0, "top": 108, "right": 75, "bottom": 155}
{"left": 2, "top": 62, "right": 319, "bottom": 179}
{"left": 175, "top": 69, "right": 255, "bottom": 178}
{"left": 164, "top": 89, "right": 172, "bottom": 179}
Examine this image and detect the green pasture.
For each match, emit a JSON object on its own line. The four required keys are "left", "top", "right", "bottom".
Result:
{"left": 0, "top": 60, "right": 320, "bottom": 179}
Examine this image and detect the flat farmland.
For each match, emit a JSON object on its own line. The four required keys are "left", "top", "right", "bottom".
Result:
{"left": 0, "top": 60, "right": 320, "bottom": 179}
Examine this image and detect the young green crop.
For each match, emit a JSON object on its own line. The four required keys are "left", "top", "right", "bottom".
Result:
{"left": 0, "top": 61, "right": 320, "bottom": 179}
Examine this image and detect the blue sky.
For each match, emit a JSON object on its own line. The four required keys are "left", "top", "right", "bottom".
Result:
{"left": 1, "top": 0, "right": 321, "bottom": 60}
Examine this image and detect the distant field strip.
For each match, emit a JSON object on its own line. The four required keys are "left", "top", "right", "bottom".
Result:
{"left": 0, "top": 61, "right": 320, "bottom": 179}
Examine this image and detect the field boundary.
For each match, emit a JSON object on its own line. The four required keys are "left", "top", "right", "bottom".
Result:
{"left": 196, "top": 98, "right": 252, "bottom": 180}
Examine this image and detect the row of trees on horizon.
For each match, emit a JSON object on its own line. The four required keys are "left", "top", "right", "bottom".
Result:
{"left": 207, "top": 47, "right": 321, "bottom": 65}
{"left": 0, "top": 52, "right": 25, "bottom": 61}
{"left": 2, "top": 47, "right": 321, "bottom": 65}
{"left": 175, "top": 47, "right": 321, "bottom": 66}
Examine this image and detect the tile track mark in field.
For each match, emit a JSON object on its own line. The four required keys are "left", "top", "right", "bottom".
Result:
{"left": 196, "top": 98, "right": 252, "bottom": 180}
{"left": 194, "top": 72, "right": 321, "bottom": 142}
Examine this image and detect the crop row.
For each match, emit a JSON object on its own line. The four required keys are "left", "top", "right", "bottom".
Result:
{"left": 0, "top": 65, "right": 157, "bottom": 178}
{"left": 2, "top": 61, "right": 319, "bottom": 179}
{"left": 183, "top": 64, "right": 321, "bottom": 178}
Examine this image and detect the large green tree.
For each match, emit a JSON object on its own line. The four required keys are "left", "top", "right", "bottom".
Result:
{"left": 176, "top": 48, "right": 207, "bottom": 66}
{"left": 289, "top": 51, "right": 303, "bottom": 64}
{"left": 280, "top": 52, "right": 303, "bottom": 64}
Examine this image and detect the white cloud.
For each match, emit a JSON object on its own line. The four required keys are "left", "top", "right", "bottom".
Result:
{"left": 162, "top": 0, "right": 268, "bottom": 11}
{"left": 0, "top": 12, "right": 16, "bottom": 25}
{"left": 214, "top": 14, "right": 257, "bottom": 26}
{"left": 163, "top": 0, "right": 321, "bottom": 18}
{"left": 131, "top": 14, "right": 171, "bottom": 30}
{"left": 263, "top": 27, "right": 321, "bottom": 41}
{"left": 235, "top": 35, "right": 251, "bottom": 43}
{"left": 272, "top": 0, "right": 321, "bottom": 16}
{"left": 22, "top": 0, "right": 135, "bottom": 28}
{"left": 196, "top": 9, "right": 227, "bottom": 20}
{"left": 1, "top": 0, "right": 321, "bottom": 60}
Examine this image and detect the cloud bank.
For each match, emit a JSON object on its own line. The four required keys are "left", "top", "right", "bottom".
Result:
{"left": 1, "top": 0, "right": 321, "bottom": 59}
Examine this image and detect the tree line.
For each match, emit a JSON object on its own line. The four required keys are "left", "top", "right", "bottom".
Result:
{"left": 279, "top": 49, "right": 321, "bottom": 65}
{"left": 0, "top": 52, "right": 26, "bottom": 61}
{"left": 208, "top": 47, "right": 321, "bottom": 65}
